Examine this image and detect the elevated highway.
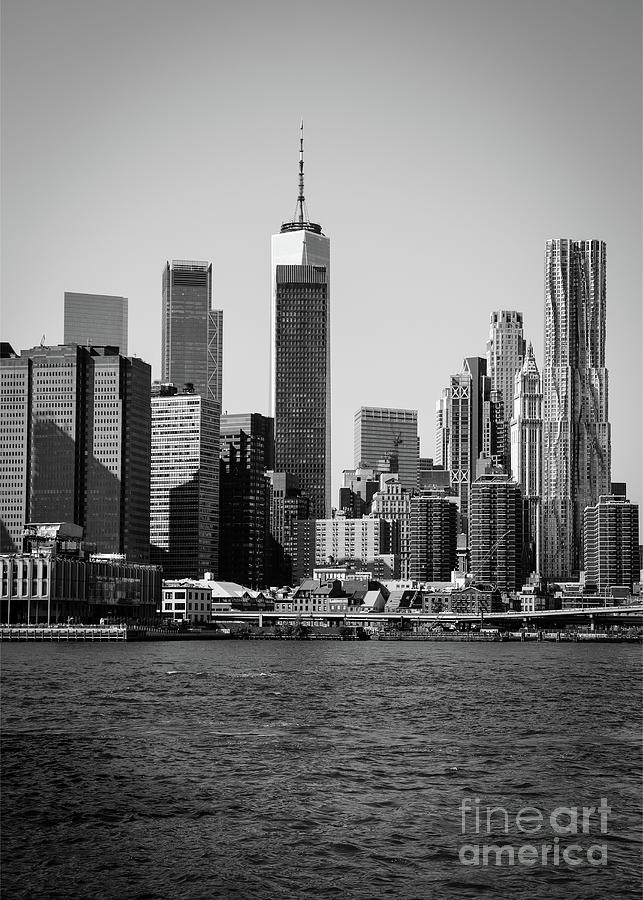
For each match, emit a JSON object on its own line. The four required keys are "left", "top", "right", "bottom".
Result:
{"left": 212, "top": 604, "right": 643, "bottom": 631}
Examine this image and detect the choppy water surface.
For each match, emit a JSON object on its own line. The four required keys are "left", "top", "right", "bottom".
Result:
{"left": 1, "top": 641, "right": 641, "bottom": 899}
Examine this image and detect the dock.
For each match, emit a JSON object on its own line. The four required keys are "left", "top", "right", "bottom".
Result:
{"left": 1, "top": 626, "right": 128, "bottom": 642}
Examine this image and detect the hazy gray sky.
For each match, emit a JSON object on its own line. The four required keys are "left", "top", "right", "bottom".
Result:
{"left": 2, "top": 0, "right": 641, "bottom": 511}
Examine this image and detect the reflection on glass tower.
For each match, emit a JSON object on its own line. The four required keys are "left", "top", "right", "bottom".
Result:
{"left": 162, "top": 260, "right": 223, "bottom": 404}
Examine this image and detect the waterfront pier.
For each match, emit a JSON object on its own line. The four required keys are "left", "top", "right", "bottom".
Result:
{"left": 1, "top": 625, "right": 128, "bottom": 642}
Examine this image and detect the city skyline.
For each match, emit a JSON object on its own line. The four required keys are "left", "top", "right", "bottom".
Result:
{"left": 2, "top": 0, "right": 640, "bottom": 515}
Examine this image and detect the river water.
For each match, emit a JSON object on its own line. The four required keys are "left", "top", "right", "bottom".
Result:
{"left": 1, "top": 640, "right": 641, "bottom": 899}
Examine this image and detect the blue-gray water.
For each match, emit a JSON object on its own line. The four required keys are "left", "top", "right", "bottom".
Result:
{"left": 1, "top": 641, "right": 641, "bottom": 899}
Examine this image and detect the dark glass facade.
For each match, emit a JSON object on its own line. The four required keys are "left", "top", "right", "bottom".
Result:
{"left": 64, "top": 293, "right": 128, "bottom": 355}
{"left": 219, "top": 413, "right": 274, "bottom": 588}
{"left": 150, "top": 392, "right": 220, "bottom": 579}
{"left": 354, "top": 407, "right": 419, "bottom": 492}
{"left": 1, "top": 345, "right": 151, "bottom": 562}
{"left": 162, "top": 260, "right": 222, "bottom": 403}
{"left": 274, "top": 265, "right": 328, "bottom": 519}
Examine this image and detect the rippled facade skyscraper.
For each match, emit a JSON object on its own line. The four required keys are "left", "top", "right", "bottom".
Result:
{"left": 271, "top": 125, "right": 330, "bottom": 518}
{"left": 541, "top": 239, "right": 610, "bottom": 579}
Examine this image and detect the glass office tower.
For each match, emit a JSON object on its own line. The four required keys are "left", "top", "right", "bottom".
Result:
{"left": 270, "top": 125, "right": 331, "bottom": 518}
{"left": 162, "top": 260, "right": 223, "bottom": 404}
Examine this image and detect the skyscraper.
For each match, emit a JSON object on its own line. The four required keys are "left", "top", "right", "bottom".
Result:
{"left": 0, "top": 344, "right": 151, "bottom": 561}
{"left": 162, "top": 260, "right": 223, "bottom": 403}
{"left": 542, "top": 239, "right": 610, "bottom": 579}
{"left": 267, "top": 471, "right": 311, "bottom": 585}
{"left": 486, "top": 310, "right": 525, "bottom": 470}
{"left": 64, "top": 293, "right": 128, "bottom": 355}
{"left": 583, "top": 494, "right": 640, "bottom": 593}
{"left": 510, "top": 342, "right": 542, "bottom": 574}
{"left": 150, "top": 385, "right": 220, "bottom": 578}
{"left": 371, "top": 473, "right": 412, "bottom": 579}
{"left": 271, "top": 124, "right": 331, "bottom": 518}
{"left": 219, "top": 413, "right": 274, "bottom": 588}
{"left": 354, "top": 407, "right": 419, "bottom": 493}
{"left": 448, "top": 357, "right": 488, "bottom": 533}
{"left": 409, "top": 490, "right": 458, "bottom": 582}
{"left": 470, "top": 474, "right": 524, "bottom": 592}
{"left": 435, "top": 387, "right": 450, "bottom": 469}
{"left": 0, "top": 344, "right": 30, "bottom": 552}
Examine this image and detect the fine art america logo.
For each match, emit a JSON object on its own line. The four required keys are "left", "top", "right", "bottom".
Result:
{"left": 458, "top": 797, "right": 610, "bottom": 867}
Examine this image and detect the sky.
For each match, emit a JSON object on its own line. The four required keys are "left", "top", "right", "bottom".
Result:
{"left": 2, "top": 0, "right": 641, "bottom": 513}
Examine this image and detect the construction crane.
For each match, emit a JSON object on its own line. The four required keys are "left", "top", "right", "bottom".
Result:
{"left": 476, "top": 528, "right": 513, "bottom": 571}
{"left": 471, "top": 528, "right": 514, "bottom": 631}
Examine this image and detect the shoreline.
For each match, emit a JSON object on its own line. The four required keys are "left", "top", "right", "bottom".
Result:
{"left": 1, "top": 625, "right": 641, "bottom": 644}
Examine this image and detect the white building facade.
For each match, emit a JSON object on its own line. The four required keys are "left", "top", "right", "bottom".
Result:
{"left": 510, "top": 342, "right": 542, "bottom": 575}
{"left": 315, "top": 516, "right": 385, "bottom": 567}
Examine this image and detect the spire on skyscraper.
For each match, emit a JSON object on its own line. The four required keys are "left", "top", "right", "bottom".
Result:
{"left": 521, "top": 341, "right": 539, "bottom": 376}
{"left": 297, "top": 119, "right": 305, "bottom": 225}
{"left": 281, "top": 121, "right": 323, "bottom": 235}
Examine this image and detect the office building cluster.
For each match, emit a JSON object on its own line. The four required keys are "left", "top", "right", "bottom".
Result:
{"left": 1, "top": 136, "right": 640, "bottom": 623}
{"left": 429, "top": 239, "right": 637, "bottom": 596}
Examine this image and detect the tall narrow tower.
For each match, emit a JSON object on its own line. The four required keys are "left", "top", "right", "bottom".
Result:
{"left": 510, "top": 342, "right": 542, "bottom": 574}
{"left": 150, "top": 385, "right": 220, "bottom": 579}
{"left": 271, "top": 123, "right": 331, "bottom": 518}
{"left": 486, "top": 310, "right": 525, "bottom": 473}
{"left": 448, "top": 357, "right": 488, "bottom": 534}
{"left": 162, "top": 260, "right": 223, "bottom": 404}
{"left": 541, "top": 239, "right": 610, "bottom": 578}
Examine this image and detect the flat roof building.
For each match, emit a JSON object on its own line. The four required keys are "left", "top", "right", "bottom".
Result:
{"left": 584, "top": 495, "right": 640, "bottom": 593}
{"left": 410, "top": 491, "right": 458, "bottom": 583}
{"left": 1, "top": 344, "right": 151, "bottom": 561}
{"left": 151, "top": 387, "right": 220, "bottom": 579}
{"left": 162, "top": 260, "right": 223, "bottom": 404}
{"left": 220, "top": 413, "right": 273, "bottom": 589}
{"left": 470, "top": 474, "right": 524, "bottom": 593}
{"left": 354, "top": 407, "right": 419, "bottom": 493}
{"left": 64, "top": 293, "right": 128, "bottom": 355}
{"left": 1, "top": 523, "right": 161, "bottom": 624}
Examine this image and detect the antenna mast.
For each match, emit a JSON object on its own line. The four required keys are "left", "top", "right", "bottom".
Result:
{"left": 280, "top": 120, "right": 322, "bottom": 235}
{"left": 297, "top": 120, "right": 305, "bottom": 225}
